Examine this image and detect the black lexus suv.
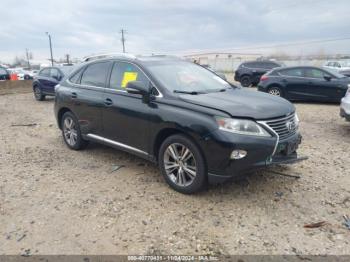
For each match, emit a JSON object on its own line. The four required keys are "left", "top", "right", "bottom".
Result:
{"left": 54, "top": 55, "right": 302, "bottom": 194}
{"left": 234, "top": 61, "right": 282, "bottom": 87}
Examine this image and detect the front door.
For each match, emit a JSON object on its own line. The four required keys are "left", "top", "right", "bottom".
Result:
{"left": 102, "top": 61, "right": 151, "bottom": 154}
{"left": 38, "top": 68, "right": 52, "bottom": 93}
{"left": 303, "top": 68, "right": 344, "bottom": 102}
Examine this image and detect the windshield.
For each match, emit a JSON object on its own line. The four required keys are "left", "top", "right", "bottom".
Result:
{"left": 147, "top": 61, "right": 231, "bottom": 93}
{"left": 323, "top": 68, "right": 347, "bottom": 78}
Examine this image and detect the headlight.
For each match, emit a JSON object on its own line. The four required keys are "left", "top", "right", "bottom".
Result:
{"left": 215, "top": 117, "right": 271, "bottom": 137}
{"left": 294, "top": 113, "right": 299, "bottom": 128}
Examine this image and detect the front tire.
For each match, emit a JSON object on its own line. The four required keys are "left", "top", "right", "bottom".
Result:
{"left": 33, "top": 86, "right": 45, "bottom": 101}
{"left": 158, "top": 134, "right": 207, "bottom": 194}
{"left": 61, "top": 112, "right": 88, "bottom": 150}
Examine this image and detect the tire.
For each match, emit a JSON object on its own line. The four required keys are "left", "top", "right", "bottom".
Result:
{"left": 240, "top": 75, "right": 252, "bottom": 87}
{"left": 158, "top": 134, "right": 207, "bottom": 194}
{"left": 268, "top": 86, "right": 283, "bottom": 97}
{"left": 33, "top": 86, "right": 45, "bottom": 101}
{"left": 24, "top": 75, "right": 30, "bottom": 80}
{"left": 61, "top": 111, "right": 89, "bottom": 150}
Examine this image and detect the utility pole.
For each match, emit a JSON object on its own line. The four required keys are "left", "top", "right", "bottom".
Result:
{"left": 25, "top": 48, "right": 31, "bottom": 69}
{"left": 45, "top": 32, "right": 54, "bottom": 66}
{"left": 65, "top": 54, "right": 70, "bottom": 64}
{"left": 120, "top": 29, "right": 126, "bottom": 53}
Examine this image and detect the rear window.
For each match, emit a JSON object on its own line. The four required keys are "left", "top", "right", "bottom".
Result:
{"left": 280, "top": 68, "right": 303, "bottom": 77}
{"left": 80, "top": 62, "right": 111, "bottom": 87}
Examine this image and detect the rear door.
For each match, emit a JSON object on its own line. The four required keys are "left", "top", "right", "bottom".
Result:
{"left": 69, "top": 61, "right": 112, "bottom": 136}
{"left": 101, "top": 61, "right": 151, "bottom": 154}
{"left": 278, "top": 68, "right": 306, "bottom": 100}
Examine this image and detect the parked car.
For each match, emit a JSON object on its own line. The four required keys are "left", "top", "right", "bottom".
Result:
{"left": 340, "top": 85, "right": 350, "bottom": 121}
{"left": 257, "top": 66, "right": 350, "bottom": 102}
{"left": 11, "top": 68, "right": 32, "bottom": 80}
{"left": 0, "top": 66, "right": 10, "bottom": 80}
{"left": 28, "top": 70, "right": 39, "bottom": 78}
{"left": 54, "top": 54, "right": 303, "bottom": 194}
{"left": 32, "top": 66, "right": 74, "bottom": 101}
{"left": 323, "top": 61, "right": 350, "bottom": 72}
{"left": 234, "top": 60, "right": 282, "bottom": 87}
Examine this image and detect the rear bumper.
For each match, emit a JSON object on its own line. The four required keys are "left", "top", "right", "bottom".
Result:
{"left": 201, "top": 129, "right": 303, "bottom": 184}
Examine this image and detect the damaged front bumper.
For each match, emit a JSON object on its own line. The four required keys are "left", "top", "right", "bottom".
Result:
{"left": 202, "top": 129, "right": 306, "bottom": 184}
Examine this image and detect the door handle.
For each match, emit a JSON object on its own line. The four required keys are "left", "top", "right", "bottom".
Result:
{"left": 71, "top": 92, "right": 77, "bottom": 99}
{"left": 104, "top": 98, "right": 113, "bottom": 106}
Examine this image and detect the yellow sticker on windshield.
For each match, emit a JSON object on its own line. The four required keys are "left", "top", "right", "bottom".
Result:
{"left": 121, "top": 72, "right": 138, "bottom": 88}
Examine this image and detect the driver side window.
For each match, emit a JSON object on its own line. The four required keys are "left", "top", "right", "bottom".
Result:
{"left": 304, "top": 68, "right": 330, "bottom": 79}
{"left": 50, "top": 68, "right": 60, "bottom": 80}
{"left": 109, "top": 62, "right": 149, "bottom": 90}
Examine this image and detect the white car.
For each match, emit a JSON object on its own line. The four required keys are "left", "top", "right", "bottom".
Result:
{"left": 340, "top": 85, "right": 350, "bottom": 121}
{"left": 324, "top": 61, "right": 350, "bottom": 73}
{"left": 11, "top": 68, "right": 32, "bottom": 80}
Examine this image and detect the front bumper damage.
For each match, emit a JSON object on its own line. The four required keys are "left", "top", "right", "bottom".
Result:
{"left": 202, "top": 129, "right": 307, "bottom": 184}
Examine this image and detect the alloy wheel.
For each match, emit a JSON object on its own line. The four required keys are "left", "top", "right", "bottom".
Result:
{"left": 163, "top": 143, "right": 197, "bottom": 187}
{"left": 63, "top": 117, "right": 78, "bottom": 146}
{"left": 34, "top": 87, "right": 41, "bottom": 99}
{"left": 269, "top": 88, "right": 281, "bottom": 96}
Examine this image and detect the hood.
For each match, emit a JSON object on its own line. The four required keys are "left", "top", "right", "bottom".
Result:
{"left": 179, "top": 88, "right": 295, "bottom": 120}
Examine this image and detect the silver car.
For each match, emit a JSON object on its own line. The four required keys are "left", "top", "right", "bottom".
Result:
{"left": 340, "top": 84, "right": 350, "bottom": 121}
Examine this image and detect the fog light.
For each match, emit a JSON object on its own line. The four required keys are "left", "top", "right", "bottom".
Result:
{"left": 230, "top": 150, "right": 247, "bottom": 159}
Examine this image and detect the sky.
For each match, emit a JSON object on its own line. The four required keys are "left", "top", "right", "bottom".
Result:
{"left": 0, "top": 0, "right": 350, "bottom": 63}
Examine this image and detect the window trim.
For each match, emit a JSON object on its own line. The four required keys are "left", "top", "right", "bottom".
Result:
{"left": 278, "top": 68, "right": 333, "bottom": 80}
{"left": 68, "top": 60, "right": 163, "bottom": 98}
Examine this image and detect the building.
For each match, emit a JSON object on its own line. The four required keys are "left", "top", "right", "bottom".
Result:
{"left": 183, "top": 52, "right": 262, "bottom": 72}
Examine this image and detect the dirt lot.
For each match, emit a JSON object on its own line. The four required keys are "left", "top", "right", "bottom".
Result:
{"left": 0, "top": 88, "right": 350, "bottom": 256}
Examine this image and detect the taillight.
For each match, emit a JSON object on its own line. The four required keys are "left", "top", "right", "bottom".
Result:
{"left": 260, "top": 75, "right": 269, "bottom": 81}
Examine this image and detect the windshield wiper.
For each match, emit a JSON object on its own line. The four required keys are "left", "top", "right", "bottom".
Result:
{"left": 173, "top": 90, "right": 205, "bottom": 95}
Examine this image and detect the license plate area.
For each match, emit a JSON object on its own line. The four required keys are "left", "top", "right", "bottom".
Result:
{"left": 277, "top": 137, "right": 300, "bottom": 155}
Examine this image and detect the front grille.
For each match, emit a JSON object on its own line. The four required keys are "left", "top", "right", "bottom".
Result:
{"left": 263, "top": 113, "right": 297, "bottom": 140}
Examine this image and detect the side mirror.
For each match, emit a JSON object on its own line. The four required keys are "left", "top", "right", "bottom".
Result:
{"left": 324, "top": 75, "right": 332, "bottom": 81}
{"left": 126, "top": 81, "right": 151, "bottom": 103}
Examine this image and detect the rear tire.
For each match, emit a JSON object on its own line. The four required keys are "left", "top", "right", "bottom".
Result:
{"left": 61, "top": 112, "right": 89, "bottom": 150}
{"left": 268, "top": 86, "right": 283, "bottom": 97}
{"left": 158, "top": 134, "right": 207, "bottom": 194}
{"left": 240, "top": 76, "right": 252, "bottom": 87}
{"left": 34, "top": 86, "right": 45, "bottom": 101}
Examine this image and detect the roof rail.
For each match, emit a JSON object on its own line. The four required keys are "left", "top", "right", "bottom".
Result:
{"left": 82, "top": 52, "right": 136, "bottom": 62}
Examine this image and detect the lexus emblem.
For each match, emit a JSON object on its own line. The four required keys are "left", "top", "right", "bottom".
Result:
{"left": 286, "top": 121, "right": 293, "bottom": 131}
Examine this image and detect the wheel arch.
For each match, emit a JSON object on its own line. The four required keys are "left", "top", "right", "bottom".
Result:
{"left": 152, "top": 127, "right": 206, "bottom": 164}
{"left": 57, "top": 107, "right": 72, "bottom": 129}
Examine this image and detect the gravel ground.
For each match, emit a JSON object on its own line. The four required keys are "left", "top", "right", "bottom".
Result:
{"left": 0, "top": 91, "right": 349, "bottom": 256}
